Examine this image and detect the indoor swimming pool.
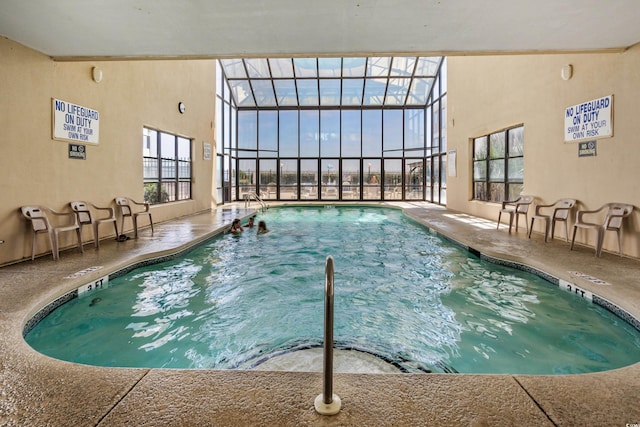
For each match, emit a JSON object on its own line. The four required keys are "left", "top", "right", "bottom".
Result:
{"left": 26, "top": 206, "right": 640, "bottom": 374}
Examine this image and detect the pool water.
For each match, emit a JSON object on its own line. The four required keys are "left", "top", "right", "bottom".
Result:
{"left": 26, "top": 206, "right": 640, "bottom": 374}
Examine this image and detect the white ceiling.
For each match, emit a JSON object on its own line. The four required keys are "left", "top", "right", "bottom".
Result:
{"left": 1, "top": 0, "right": 640, "bottom": 60}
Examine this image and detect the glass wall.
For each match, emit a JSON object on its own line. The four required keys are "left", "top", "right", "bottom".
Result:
{"left": 215, "top": 65, "right": 236, "bottom": 203}
{"left": 217, "top": 57, "right": 447, "bottom": 204}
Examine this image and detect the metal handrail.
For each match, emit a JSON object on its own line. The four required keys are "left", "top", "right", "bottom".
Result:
{"left": 314, "top": 255, "right": 341, "bottom": 415}
{"left": 323, "top": 256, "right": 335, "bottom": 403}
{"left": 243, "top": 192, "right": 267, "bottom": 210}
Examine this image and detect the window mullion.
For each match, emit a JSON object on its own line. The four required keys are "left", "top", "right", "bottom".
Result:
{"left": 504, "top": 130, "right": 509, "bottom": 201}
{"left": 157, "top": 132, "right": 163, "bottom": 203}
{"left": 175, "top": 136, "right": 179, "bottom": 202}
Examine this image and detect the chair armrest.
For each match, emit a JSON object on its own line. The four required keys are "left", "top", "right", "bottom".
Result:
{"left": 89, "top": 203, "right": 115, "bottom": 214}
{"left": 43, "top": 207, "right": 78, "bottom": 226}
{"left": 89, "top": 203, "right": 116, "bottom": 218}
{"left": 45, "top": 207, "right": 76, "bottom": 218}
{"left": 533, "top": 202, "right": 556, "bottom": 216}
{"left": 575, "top": 205, "right": 608, "bottom": 224}
{"left": 130, "top": 199, "right": 150, "bottom": 212}
{"left": 501, "top": 199, "right": 518, "bottom": 209}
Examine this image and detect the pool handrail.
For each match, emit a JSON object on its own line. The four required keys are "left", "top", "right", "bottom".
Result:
{"left": 314, "top": 255, "right": 341, "bottom": 415}
{"left": 243, "top": 192, "right": 268, "bottom": 211}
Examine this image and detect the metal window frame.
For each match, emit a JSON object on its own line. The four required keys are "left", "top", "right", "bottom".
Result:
{"left": 472, "top": 124, "right": 524, "bottom": 202}
{"left": 219, "top": 57, "right": 448, "bottom": 204}
{"left": 143, "top": 127, "right": 193, "bottom": 205}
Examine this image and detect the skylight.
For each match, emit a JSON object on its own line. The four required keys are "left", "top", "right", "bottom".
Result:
{"left": 219, "top": 56, "right": 443, "bottom": 109}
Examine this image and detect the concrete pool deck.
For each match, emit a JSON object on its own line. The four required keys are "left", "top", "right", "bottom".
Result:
{"left": 1, "top": 201, "right": 639, "bottom": 426}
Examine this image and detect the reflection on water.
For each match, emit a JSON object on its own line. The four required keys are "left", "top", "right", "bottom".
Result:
{"left": 459, "top": 258, "right": 538, "bottom": 327}
{"left": 25, "top": 207, "right": 640, "bottom": 374}
{"left": 124, "top": 261, "right": 202, "bottom": 352}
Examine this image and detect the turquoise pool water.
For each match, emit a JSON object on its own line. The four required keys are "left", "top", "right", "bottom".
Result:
{"left": 26, "top": 206, "right": 640, "bottom": 374}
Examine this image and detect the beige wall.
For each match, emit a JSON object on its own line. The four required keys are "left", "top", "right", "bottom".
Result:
{"left": 3, "top": 34, "right": 640, "bottom": 262}
{"left": 447, "top": 44, "right": 640, "bottom": 258}
{"left": 0, "top": 37, "right": 216, "bottom": 265}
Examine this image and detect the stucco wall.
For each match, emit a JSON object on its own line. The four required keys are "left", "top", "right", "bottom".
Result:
{"left": 3, "top": 33, "right": 639, "bottom": 262}
{"left": 447, "top": 44, "right": 640, "bottom": 258}
{"left": 0, "top": 37, "right": 216, "bottom": 265}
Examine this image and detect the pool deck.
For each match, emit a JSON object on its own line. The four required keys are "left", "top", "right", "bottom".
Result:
{"left": 1, "top": 201, "right": 639, "bottom": 426}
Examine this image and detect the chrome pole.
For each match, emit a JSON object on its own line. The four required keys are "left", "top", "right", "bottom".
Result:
{"left": 315, "top": 255, "right": 341, "bottom": 415}
{"left": 323, "top": 255, "right": 334, "bottom": 404}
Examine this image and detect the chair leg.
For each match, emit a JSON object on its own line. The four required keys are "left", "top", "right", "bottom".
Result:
{"left": 550, "top": 220, "right": 557, "bottom": 242}
{"left": 514, "top": 213, "right": 519, "bottom": 233}
{"left": 148, "top": 214, "right": 154, "bottom": 234}
{"left": 93, "top": 222, "right": 100, "bottom": 248}
{"left": 31, "top": 231, "right": 37, "bottom": 261}
{"left": 76, "top": 228, "right": 84, "bottom": 254}
{"left": 497, "top": 212, "right": 502, "bottom": 230}
{"left": 570, "top": 226, "right": 578, "bottom": 251}
{"left": 562, "top": 221, "right": 569, "bottom": 242}
{"left": 596, "top": 228, "right": 605, "bottom": 257}
{"left": 616, "top": 229, "right": 623, "bottom": 256}
{"left": 51, "top": 230, "right": 59, "bottom": 261}
{"left": 543, "top": 219, "right": 550, "bottom": 242}
{"left": 133, "top": 216, "right": 139, "bottom": 239}
{"left": 528, "top": 218, "right": 535, "bottom": 238}
{"left": 523, "top": 214, "right": 529, "bottom": 235}
{"left": 508, "top": 213, "right": 514, "bottom": 234}
{"left": 112, "top": 220, "right": 119, "bottom": 239}
{"left": 120, "top": 216, "right": 126, "bottom": 239}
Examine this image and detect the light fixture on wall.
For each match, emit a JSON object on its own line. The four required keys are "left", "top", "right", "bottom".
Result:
{"left": 91, "top": 66, "right": 103, "bottom": 83}
{"left": 561, "top": 64, "right": 573, "bottom": 81}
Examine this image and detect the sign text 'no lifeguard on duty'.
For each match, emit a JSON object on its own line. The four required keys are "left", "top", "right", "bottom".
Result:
{"left": 564, "top": 95, "right": 613, "bottom": 143}
{"left": 52, "top": 98, "right": 100, "bottom": 144}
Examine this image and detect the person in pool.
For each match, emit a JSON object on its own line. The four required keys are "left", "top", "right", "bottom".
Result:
{"left": 257, "top": 220, "right": 269, "bottom": 234}
{"left": 229, "top": 218, "right": 243, "bottom": 234}
{"left": 244, "top": 216, "right": 256, "bottom": 228}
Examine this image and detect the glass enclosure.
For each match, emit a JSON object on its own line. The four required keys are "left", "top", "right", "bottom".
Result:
{"left": 216, "top": 57, "right": 447, "bottom": 203}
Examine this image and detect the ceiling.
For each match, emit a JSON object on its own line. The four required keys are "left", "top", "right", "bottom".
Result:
{"left": 1, "top": 0, "right": 640, "bottom": 60}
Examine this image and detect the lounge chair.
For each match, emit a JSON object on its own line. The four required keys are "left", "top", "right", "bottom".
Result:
{"left": 114, "top": 197, "right": 154, "bottom": 239}
{"left": 70, "top": 201, "right": 118, "bottom": 248}
{"left": 20, "top": 206, "right": 84, "bottom": 260}
{"left": 528, "top": 198, "right": 576, "bottom": 242}
{"left": 497, "top": 195, "right": 534, "bottom": 234}
{"left": 570, "top": 203, "right": 634, "bottom": 257}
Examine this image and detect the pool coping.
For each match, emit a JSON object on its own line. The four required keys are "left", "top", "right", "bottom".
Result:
{"left": 23, "top": 203, "right": 640, "bottom": 366}
{"left": 2, "top": 201, "right": 640, "bottom": 426}
{"left": 403, "top": 211, "right": 640, "bottom": 334}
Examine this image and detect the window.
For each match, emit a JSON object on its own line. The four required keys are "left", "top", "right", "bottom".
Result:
{"left": 218, "top": 56, "right": 447, "bottom": 204}
{"left": 258, "top": 110, "right": 278, "bottom": 156}
{"left": 279, "top": 110, "right": 298, "bottom": 157}
{"left": 341, "top": 110, "right": 361, "bottom": 157}
{"left": 472, "top": 125, "right": 524, "bottom": 202}
{"left": 300, "top": 110, "right": 319, "bottom": 157}
{"left": 143, "top": 128, "right": 192, "bottom": 204}
{"left": 238, "top": 111, "right": 257, "bottom": 155}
